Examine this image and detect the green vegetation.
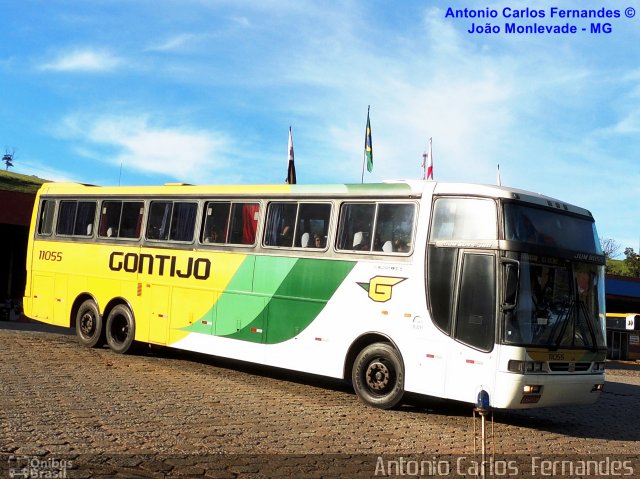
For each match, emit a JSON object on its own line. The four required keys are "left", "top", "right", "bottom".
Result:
{"left": 606, "top": 249, "right": 640, "bottom": 278}
{"left": 0, "top": 170, "right": 47, "bottom": 194}
{"left": 607, "top": 258, "right": 631, "bottom": 276}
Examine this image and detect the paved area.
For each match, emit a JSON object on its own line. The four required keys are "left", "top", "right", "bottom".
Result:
{"left": 1, "top": 320, "right": 639, "bottom": 477}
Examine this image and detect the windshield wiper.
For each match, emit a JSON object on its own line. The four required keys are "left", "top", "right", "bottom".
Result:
{"left": 549, "top": 300, "right": 575, "bottom": 351}
{"left": 577, "top": 300, "right": 600, "bottom": 352}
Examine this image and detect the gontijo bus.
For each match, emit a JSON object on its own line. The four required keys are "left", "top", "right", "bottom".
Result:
{"left": 23, "top": 180, "right": 606, "bottom": 409}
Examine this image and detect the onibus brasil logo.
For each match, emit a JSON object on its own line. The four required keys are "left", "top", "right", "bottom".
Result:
{"left": 357, "top": 276, "right": 407, "bottom": 303}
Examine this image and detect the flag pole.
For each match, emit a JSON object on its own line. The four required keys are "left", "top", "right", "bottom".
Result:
{"left": 361, "top": 105, "right": 370, "bottom": 184}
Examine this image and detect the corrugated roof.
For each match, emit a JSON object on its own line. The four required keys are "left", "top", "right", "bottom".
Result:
{"left": 606, "top": 275, "right": 640, "bottom": 298}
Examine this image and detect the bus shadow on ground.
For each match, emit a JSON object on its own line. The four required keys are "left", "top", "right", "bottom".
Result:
{"left": 491, "top": 376, "right": 640, "bottom": 442}
{"left": 148, "top": 343, "right": 640, "bottom": 442}
{"left": 145, "top": 343, "right": 355, "bottom": 396}
{"left": 0, "top": 318, "right": 74, "bottom": 335}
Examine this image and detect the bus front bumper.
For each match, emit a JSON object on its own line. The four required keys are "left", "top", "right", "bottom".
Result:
{"left": 491, "top": 371, "right": 605, "bottom": 409}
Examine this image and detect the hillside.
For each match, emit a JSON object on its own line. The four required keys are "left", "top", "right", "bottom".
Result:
{"left": 0, "top": 170, "right": 48, "bottom": 194}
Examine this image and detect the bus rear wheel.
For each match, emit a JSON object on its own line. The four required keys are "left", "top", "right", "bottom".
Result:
{"left": 105, "top": 304, "right": 136, "bottom": 354}
{"left": 352, "top": 342, "right": 404, "bottom": 409}
{"left": 75, "top": 299, "right": 104, "bottom": 348}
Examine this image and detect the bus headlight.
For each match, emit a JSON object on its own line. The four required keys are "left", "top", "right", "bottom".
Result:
{"left": 591, "top": 383, "right": 604, "bottom": 392}
{"left": 508, "top": 360, "right": 547, "bottom": 374}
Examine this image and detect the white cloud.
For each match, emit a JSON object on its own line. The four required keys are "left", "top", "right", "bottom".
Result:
{"left": 146, "top": 34, "right": 203, "bottom": 52}
{"left": 39, "top": 48, "right": 122, "bottom": 72}
{"left": 17, "top": 159, "right": 79, "bottom": 183}
{"left": 59, "top": 114, "right": 232, "bottom": 183}
{"left": 601, "top": 110, "right": 640, "bottom": 135}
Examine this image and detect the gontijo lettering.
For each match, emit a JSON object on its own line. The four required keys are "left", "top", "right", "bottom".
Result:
{"left": 109, "top": 251, "right": 211, "bottom": 280}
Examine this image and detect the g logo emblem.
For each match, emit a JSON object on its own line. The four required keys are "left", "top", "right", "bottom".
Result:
{"left": 357, "top": 276, "right": 406, "bottom": 303}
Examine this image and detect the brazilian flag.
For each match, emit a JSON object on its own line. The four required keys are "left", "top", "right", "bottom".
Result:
{"left": 365, "top": 107, "right": 373, "bottom": 173}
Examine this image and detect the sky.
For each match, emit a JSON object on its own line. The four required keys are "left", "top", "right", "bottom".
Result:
{"left": 1, "top": 0, "right": 639, "bottom": 255}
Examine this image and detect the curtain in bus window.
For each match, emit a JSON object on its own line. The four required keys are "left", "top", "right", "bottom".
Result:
{"left": 57, "top": 202, "right": 77, "bottom": 236}
{"left": 242, "top": 203, "right": 259, "bottom": 245}
{"left": 170, "top": 203, "right": 197, "bottom": 242}
{"left": 120, "top": 202, "right": 144, "bottom": 239}
{"left": 73, "top": 202, "right": 96, "bottom": 236}
{"left": 147, "top": 202, "right": 171, "bottom": 240}
{"left": 265, "top": 203, "right": 296, "bottom": 247}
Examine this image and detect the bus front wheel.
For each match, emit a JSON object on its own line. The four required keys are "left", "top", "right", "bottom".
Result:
{"left": 105, "top": 304, "right": 136, "bottom": 354}
{"left": 352, "top": 342, "right": 404, "bottom": 409}
{"left": 75, "top": 299, "right": 104, "bottom": 348}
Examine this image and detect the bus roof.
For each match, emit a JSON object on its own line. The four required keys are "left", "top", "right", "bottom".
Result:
{"left": 36, "top": 180, "right": 593, "bottom": 217}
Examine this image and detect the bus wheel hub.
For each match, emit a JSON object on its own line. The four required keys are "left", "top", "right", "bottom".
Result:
{"left": 366, "top": 361, "right": 390, "bottom": 390}
{"left": 80, "top": 313, "right": 94, "bottom": 333}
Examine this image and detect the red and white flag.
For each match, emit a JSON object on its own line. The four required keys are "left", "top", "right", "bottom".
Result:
{"left": 425, "top": 138, "right": 433, "bottom": 180}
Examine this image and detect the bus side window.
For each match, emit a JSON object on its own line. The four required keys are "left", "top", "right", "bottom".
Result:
{"left": 75, "top": 202, "right": 96, "bottom": 236}
{"left": 100, "top": 201, "right": 122, "bottom": 239}
{"left": 202, "top": 202, "right": 231, "bottom": 243}
{"left": 37, "top": 200, "right": 56, "bottom": 236}
{"left": 169, "top": 202, "right": 197, "bottom": 242}
{"left": 373, "top": 203, "right": 415, "bottom": 253}
{"left": 57, "top": 200, "right": 96, "bottom": 237}
{"left": 431, "top": 198, "right": 497, "bottom": 241}
{"left": 295, "top": 203, "right": 331, "bottom": 248}
{"left": 147, "top": 201, "right": 172, "bottom": 240}
{"left": 264, "top": 202, "right": 297, "bottom": 247}
{"left": 229, "top": 203, "right": 260, "bottom": 245}
{"left": 337, "top": 203, "right": 375, "bottom": 251}
{"left": 120, "top": 202, "right": 144, "bottom": 239}
{"left": 99, "top": 201, "right": 143, "bottom": 239}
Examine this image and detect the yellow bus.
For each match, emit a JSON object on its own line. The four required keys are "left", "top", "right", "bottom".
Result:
{"left": 24, "top": 180, "right": 606, "bottom": 409}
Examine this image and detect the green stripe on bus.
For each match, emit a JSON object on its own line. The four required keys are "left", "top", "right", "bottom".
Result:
{"left": 228, "top": 257, "right": 356, "bottom": 344}
{"left": 184, "top": 257, "right": 356, "bottom": 344}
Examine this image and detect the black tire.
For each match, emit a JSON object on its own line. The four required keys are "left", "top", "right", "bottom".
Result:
{"left": 352, "top": 342, "right": 404, "bottom": 409}
{"left": 75, "top": 299, "right": 104, "bottom": 348}
{"left": 105, "top": 304, "right": 136, "bottom": 354}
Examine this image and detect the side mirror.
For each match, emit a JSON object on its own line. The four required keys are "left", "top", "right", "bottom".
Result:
{"left": 502, "top": 259, "right": 519, "bottom": 311}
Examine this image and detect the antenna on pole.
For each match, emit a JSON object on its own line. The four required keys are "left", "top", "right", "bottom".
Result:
{"left": 2, "top": 149, "right": 15, "bottom": 170}
{"left": 118, "top": 162, "right": 123, "bottom": 186}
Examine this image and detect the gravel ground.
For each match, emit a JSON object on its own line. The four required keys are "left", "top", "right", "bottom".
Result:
{"left": 1, "top": 320, "right": 639, "bottom": 477}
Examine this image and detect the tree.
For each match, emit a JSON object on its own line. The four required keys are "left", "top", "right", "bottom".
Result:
{"left": 600, "top": 237, "right": 622, "bottom": 260}
{"left": 623, "top": 247, "right": 640, "bottom": 278}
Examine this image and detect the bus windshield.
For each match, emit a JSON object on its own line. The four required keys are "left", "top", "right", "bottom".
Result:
{"left": 504, "top": 203, "right": 602, "bottom": 254}
{"left": 503, "top": 254, "right": 606, "bottom": 350}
